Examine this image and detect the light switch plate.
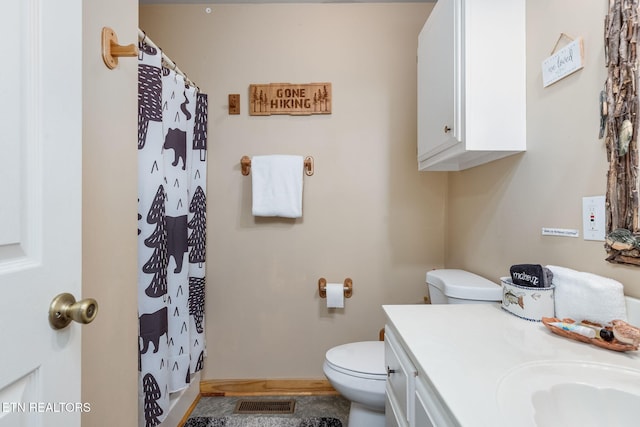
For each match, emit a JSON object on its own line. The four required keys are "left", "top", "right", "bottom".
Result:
{"left": 583, "top": 195, "right": 606, "bottom": 241}
{"left": 229, "top": 94, "right": 240, "bottom": 115}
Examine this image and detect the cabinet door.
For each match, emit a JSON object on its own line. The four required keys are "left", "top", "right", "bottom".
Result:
{"left": 415, "top": 376, "right": 460, "bottom": 427}
{"left": 385, "top": 327, "right": 417, "bottom": 426}
{"left": 385, "top": 334, "right": 410, "bottom": 424}
{"left": 385, "top": 396, "right": 403, "bottom": 427}
{"left": 414, "top": 380, "right": 436, "bottom": 427}
{"left": 417, "top": 0, "right": 459, "bottom": 162}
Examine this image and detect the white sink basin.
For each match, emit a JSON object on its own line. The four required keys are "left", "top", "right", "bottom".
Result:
{"left": 496, "top": 361, "right": 640, "bottom": 427}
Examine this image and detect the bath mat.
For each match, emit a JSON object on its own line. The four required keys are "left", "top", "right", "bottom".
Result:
{"left": 184, "top": 416, "right": 342, "bottom": 427}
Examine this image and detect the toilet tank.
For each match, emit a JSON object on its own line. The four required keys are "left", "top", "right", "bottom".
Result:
{"left": 427, "top": 269, "right": 502, "bottom": 304}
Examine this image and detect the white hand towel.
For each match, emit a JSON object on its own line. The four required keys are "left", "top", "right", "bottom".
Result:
{"left": 546, "top": 265, "right": 627, "bottom": 324}
{"left": 251, "top": 155, "right": 304, "bottom": 218}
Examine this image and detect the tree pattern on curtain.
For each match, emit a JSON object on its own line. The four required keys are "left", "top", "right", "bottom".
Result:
{"left": 137, "top": 41, "right": 207, "bottom": 427}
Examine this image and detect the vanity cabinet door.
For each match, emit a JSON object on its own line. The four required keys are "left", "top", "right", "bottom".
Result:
{"left": 414, "top": 378, "right": 436, "bottom": 427}
{"left": 385, "top": 398, "right": 402, "bottom": 427}
{"left": 385, "top": 326, "right": 416, "bottom": 426}
{"left": 414, "top": 375, "right": 460, "bottom": 427}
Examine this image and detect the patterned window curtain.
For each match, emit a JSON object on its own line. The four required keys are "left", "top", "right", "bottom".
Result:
{"left": 137, "top": 41, "right": 208, "bottom": 427}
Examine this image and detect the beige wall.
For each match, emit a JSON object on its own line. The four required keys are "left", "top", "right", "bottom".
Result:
{"left": 138, "top": 1, "right": 640, "bottom": 384}
{"left": 140, "top": 3, "right": 442, "bottom": 378}
{"left": 82, "top": 0, "right": 139, "bottom": 425}
{"left": 446, "top": 0, "right": 640, "bottom": 299}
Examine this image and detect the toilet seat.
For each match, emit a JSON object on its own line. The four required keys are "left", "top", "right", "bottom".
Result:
{"left": 323, "top": 341, "right": 387, "bottom": 427}
{"left": 325, "top": 341, "right": 386, "bottom": 380}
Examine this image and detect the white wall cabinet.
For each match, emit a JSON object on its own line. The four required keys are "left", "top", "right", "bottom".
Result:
{"left": 385, "top": 323, "right": 460, "bottom": 427}
{"left": 417, "top": 0, "right": 526, "bottom": 171}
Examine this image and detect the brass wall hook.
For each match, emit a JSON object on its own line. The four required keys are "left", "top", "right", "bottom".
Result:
{"left": 102, "top": 27, "right": 139, "bottom": 70}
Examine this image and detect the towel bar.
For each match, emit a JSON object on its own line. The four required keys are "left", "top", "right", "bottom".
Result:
{"left": 241, "top": 155, "right": 314, "bottom": 176}
{"left": 318, "top": 277, "right": 353, "bottom": 298}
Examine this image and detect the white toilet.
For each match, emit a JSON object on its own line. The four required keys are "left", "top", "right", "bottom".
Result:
{"left": 322, "top": 341, "right": 386, "bottom": 427}
{"left": 323, "top": 269, "right": 501, "bottom": 427}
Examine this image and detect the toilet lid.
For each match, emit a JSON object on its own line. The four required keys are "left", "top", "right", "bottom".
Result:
{"left": 325, "top": 341, "right": 385, "bottom": 376}
{"left": 427, "top": 269, "right": 502, "bottom": 301}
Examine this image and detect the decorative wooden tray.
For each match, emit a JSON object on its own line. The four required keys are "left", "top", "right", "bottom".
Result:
{"left": 541, "top": 317, "right": 638, "bottom": 352}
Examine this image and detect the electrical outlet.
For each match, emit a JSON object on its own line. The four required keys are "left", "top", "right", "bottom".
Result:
{"left": 582, "top": 195, "right": 605, "bottom": 241}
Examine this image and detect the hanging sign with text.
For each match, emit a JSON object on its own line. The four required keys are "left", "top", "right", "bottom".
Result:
{"left": 249, "top": 83, "right": 332, "bottom": 116}
{"left": 542, "top": 37, "right": 584, "bottom": 87}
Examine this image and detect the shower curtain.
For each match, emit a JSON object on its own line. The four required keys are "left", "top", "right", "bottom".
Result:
{"left": 137, "top": 41, "right": 208, "bottom": 427}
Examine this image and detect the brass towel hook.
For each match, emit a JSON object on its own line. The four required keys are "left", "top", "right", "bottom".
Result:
{"left": 102, "top": 27, "right": 139, "bottom": 70}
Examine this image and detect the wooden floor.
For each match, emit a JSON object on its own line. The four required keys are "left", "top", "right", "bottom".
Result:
{"left": 200, "top": 379, "right": 339, "bottom": 397}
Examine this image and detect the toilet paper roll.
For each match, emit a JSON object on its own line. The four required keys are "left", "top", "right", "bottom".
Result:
{"left": 326, "top": 283, "right": 344, "bottom": 308}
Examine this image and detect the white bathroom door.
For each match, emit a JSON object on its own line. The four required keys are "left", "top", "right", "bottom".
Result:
{"left": 0, "top": 1, "right": 83, "bottom": 427}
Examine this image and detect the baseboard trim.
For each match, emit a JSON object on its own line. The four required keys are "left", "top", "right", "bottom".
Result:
{"left": 176, "top": 394, "right": 201, "bottom": 427}
{"left": 200, "top": 378, "right": 338, "bottom": 397}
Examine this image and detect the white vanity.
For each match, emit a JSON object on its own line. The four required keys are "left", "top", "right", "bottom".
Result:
{"left": 383, "top": 303, "right": 640, "bottom": 427}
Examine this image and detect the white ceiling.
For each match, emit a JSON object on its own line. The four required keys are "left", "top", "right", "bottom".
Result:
{"left": 139, "top": 0, "right": 434, "bottom": 4}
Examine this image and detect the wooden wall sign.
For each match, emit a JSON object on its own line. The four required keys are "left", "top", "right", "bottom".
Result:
{"left": 542, "top": 35, "right": 584, "bottom": 87}
{"left": 249, "top": 83, "right": 331, "bottom": 116}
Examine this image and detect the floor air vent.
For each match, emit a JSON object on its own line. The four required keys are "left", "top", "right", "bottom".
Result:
{"left": 233, "top": 398, "right": 296, "bottom": 414}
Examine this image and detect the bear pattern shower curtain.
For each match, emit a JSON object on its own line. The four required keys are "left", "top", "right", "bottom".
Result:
{"left": 138, "top": 41, "right": 208, "bottom": 427}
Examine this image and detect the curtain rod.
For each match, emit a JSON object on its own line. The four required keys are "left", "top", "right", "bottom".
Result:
{"left": 138, "top": 28, "right": 198, "bottom": 90}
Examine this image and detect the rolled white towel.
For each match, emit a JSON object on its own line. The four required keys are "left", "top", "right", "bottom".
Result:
{"left": 546, "top": 265, "right": 627, "bottom": 324}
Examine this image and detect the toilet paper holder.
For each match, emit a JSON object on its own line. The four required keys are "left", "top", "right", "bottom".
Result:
{"left": 318, "top": 277, "right": 353, "bottom": 298}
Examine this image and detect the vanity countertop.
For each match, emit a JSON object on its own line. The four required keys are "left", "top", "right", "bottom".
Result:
{"left": 383, "top": 303, "right": 640, "bottom": 427}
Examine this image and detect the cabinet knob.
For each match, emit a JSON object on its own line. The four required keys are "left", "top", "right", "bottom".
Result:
{"left": 443, "top": 125, "right": 452, "bottom": 133}
{"left": 386, "top": 366, "right": 397, "bottom": 377}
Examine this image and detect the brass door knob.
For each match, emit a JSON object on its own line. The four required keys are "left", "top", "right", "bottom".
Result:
{"left": 49, "top": 293, "right": 99, "bottom": 330}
